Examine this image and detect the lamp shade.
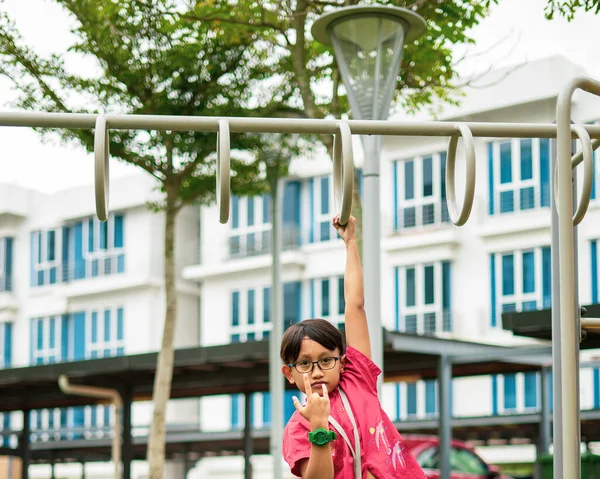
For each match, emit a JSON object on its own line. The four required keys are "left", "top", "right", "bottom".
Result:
{"left": 312, "top": 6, "right": 425, "bottom": 120}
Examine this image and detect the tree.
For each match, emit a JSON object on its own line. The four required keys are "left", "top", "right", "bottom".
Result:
{"left": 170, "top": 0, "right": 499, "bottom": 240}
{"left": 545, "top": 0, "right": 600, "bottom": 20}
{"left": 0, "top": 0, "right": 500, "bottom": 477}
{"left": 0, "top": 2, "right": 272, "bottom": 477}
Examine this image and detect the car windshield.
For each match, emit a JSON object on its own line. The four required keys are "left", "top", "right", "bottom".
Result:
{"left": 418, "top": 446, "right": 489, "bottom": 475}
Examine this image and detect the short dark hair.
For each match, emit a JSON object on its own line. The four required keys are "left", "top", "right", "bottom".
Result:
{"left": 280, "top": 319, "right": 345, "bottom": 365}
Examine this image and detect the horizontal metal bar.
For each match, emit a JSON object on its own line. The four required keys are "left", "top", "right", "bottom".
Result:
{"left": 2, "top": 111, "right": 600, "bottom": 139}
{"left": 581, "top": 318, "right": 600, "bottom": 330}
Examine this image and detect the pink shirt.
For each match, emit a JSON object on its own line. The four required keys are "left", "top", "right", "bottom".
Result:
{"left": 282, "top": 346, "right": 426, "bottom": 478}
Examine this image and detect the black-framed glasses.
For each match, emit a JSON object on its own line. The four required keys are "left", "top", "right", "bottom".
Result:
{"left": 287, "top": 356, "right": 342, "bottom": 374}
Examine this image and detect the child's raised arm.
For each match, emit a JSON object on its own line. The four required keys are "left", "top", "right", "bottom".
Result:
{"left": 334, "top": 215, "right": 371, "bottom": 359}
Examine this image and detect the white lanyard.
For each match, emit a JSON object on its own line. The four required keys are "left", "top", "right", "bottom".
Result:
{"left": 328, "top": 387, "right": 362, "bottom": 479}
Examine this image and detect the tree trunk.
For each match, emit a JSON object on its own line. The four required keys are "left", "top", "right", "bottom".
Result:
{"left": 147, "top": 188, "right": 179, "bottom": 479}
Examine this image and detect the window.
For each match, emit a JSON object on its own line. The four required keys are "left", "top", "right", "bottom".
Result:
{"left": 492, "top": 372, "right": 539, "bottom": 415}
{"left": 230, "top": 282, "right": 300, "bottom": 342}
{"left": 229, "top": 183, "right": 301, "bottom": 257}
{"left": 30, "top": 317, "right": 62, "bottom": 365}
{"left": 592, "top": 240, "right": 599, "bottom": 304}
{"left": 490, "top": 247, "right": 551, "bottom": 327}
{"left": 309, "top": 175, "right": 337, "bottom": 243}
{"left": 80, "top": 215, "right": 125, "bottom": 278}
{"left": 395, "top": 262, "right": 452, "bottom": 334}
{"left": 0, "top": 322, "right": 12, "bottom": 369}
{"left": 311, "top": 276, "right": 344, "bottom": 326}
{"left": 393, "top": 152, "right": 449, "bottom": 230}
{"left": 488, "top": 138, "right": 550, "bottom": 215}
{"left": 406, "top": 383, "right": 417, "bottom": 417}
{"left": 30, "top": 229, "right": 61, "bottom": 287}
{"left": 0, "top": 237, "right": 13, "bottom": 292}
{"left": 87, "top": 308, "right": 125, "bottom": 359}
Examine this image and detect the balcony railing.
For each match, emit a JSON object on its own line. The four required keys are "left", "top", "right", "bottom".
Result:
{"left": 400, "top": 309, "right": 452, "bottom": 335}
{"left": 396, "top": 200, "right": 450, "bottom": 231}
{"left": 228, "top": 225, "right": 301, "bottom": 259}
{"left": 0, "top": 275, "right": 11, "bottom": 292}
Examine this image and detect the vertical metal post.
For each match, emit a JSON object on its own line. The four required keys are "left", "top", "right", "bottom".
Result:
{"left": 537, "top": 366, "right": 551, "bottom": 479}
{"left": 81, "top": 462, "right": 86, "bottom": 479}
{"left": 438, "top": 354, "right": 452, "bottom": 479}
{"left": 550, "top": 135, "right": 563, "bottom": 477}
{"left": 50, "top": 458, "right": 56, "bottom": 479}
{"left": 20, "top": 410, "right": 30, "bottom": 479}
{"left": 556, "top": 96, "right": 581, "bottom": 477}
{"left": 361, "top": 135, "right": 383, "bottom": 390}
{"left": 269, "top": 171, "right": 284, "bottom": 479}
{"left": 121, "top": 387, "right": 133, "bottom": 479}
{"left": 244, "top": 391, "right": 253, "bottom": 479}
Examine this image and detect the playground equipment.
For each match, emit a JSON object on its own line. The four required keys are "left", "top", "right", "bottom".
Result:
{"left": 2, "top": 75, "right": 600, "bottom": 478}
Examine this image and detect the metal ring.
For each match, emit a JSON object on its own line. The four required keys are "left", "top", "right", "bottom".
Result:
{"left": 554, "top": 124, "right": 594, "bottom": 226}
{"left": 445, "top": 123, "right": 476, "bottom": 226}
{"left": 332, "top": 121, "right": 354, "bottom": 226}
{"left": 94, "top": 114, "right": 109, "bottom": 222}
{"left": 216, "top": 119, "right": 231, "bottom": 224}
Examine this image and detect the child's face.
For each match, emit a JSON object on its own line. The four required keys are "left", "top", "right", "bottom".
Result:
{"left": 281, "top": 336, "right": 345, "bottom": 396}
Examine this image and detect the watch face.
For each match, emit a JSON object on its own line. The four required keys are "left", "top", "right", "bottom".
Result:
{"left": 315, "top": 430, "right": 328, "bottom": 444}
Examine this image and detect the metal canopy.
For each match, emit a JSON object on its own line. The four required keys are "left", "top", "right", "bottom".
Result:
{"left": 0, "top": 331, "right": 549, "bottom": 413}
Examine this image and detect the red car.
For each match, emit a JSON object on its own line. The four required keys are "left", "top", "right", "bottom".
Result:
{"left": 403, "top": 435, "right": 512, "bottom": 479}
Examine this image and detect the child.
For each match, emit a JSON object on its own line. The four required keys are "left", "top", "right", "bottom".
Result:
{"left": 280, "top": 215, "right": 426, "bottom": 478}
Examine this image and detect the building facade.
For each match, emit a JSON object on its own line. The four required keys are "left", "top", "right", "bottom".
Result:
{"left": 0, "top": 55, "right": 600, "bottom": 478}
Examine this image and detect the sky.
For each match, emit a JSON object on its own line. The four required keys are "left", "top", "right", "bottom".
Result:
{"left": 0, "top": 0, "right": 599, "bottom": 193}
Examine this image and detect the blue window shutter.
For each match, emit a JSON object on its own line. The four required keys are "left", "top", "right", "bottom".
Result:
{"left": 321, "top": 279, "right": 330, "bottom": 317}
{"left": 593, "top": 151, "right": 597, "bottom": 200}
{"left": 502, "top": 254, "right": 515, "bottom": 296}
{"left": 284, "top": 390, "right": 296, "bottom": 423}
{"left": 593, "top": 368, "right": 600, "bottom": 409}
{"left": 104, "top": 309, "right": 111, "bottom": 341}
{"left": 247, "top": 290, "right": 255, "bottom": 325}
{"left": 284, "top": 281, "right": 301, "bottom": 329}
{"left": 522, "top": 251, "right": 535, "bottom": 294}
{"left": 592, "top": 241, "right": 598, "bottom": 304}
{"left": 540, "top": 138, "right": 550, "bottom": 207}
{"left": 73, "top": 222, "right": 85, "bottom": 280}
{"left": 263, "top": 288, "right": 271, "bottom": 323}
{"left": 524, "top": 372, "right": 538, "bottom": 409}
{"left": 393, "top": 162, "right": 399, "bottom": 230}
{"left": 30, "top": 232, "right": 37, "bottom": 287}
{"left": 117, "top": 308, "right": 124, "bottom": 342}
{"left": 262, "top": 194, "right": 271, "bottom": 224}
{"left": 232, "top": 292, "right": 240, "bottom": 326}
{"left": 542, "top": 247, "right": 552, "bottom": 308}
{"left": 337, "top": 277, "right": 345, "bottom": 315}
{"left": 320, "top": 176, "right": 330, "bottom": 214}
{"left": 424, "top": 265, "right": 435, "bottom": 305}
{"left": 406, "top": 383, "right": 417, "bottom": 416}
{"left": 310, "top": 279, "right": 315, "bottom": 318}
{"left": 263, "top": 392, "right": 272, "bottom": 425}
{"left": 61, "top": 226, "right": 70, "bottom": 283}
{"left": 503, "top": 374, "right": 517, "bottom": 410}
{"left": 549, "top": 371, "right": 553, "bottom": 412}
{"left": 49, "top": 317, "right": 56, "bottom": 350}
{"left": 4, "top": 237, "right": 12, "bottom": 291}
{"left": 114, "top": 215, "right": 124, "bottom": 248}
{"left": 442, "top": 262, "right": 451, "bottom": 332}
{"left": 61, "top": 315, "right": 69, "bottom": 362}
{"left": 491, "top": 375, "right": 498, "bottom": 415}
{"left": 520, "top": 139, "right": 533, "bottom": 180}
{"left": 308, "top": 179, "right": 314, "bottom": 243}
{"left": 404, "top": 161, "right": 414, "bottom": 200}
{"left": 490, "top": 254, "right": 498, "bottom": 328}
{"left": 394, "top": 267, "right": 400, "bottom": 330}
{"left": 423, "top": 156, "right": 433, "bottom": 197}
{"left": 91, "top": 311, "right": 98, "bottom": 343}
{"left": 4, "top": 323, "right": 12, "bottom": 368}
{"left": 29, "top": 319, "right": 35, "bottom": 365}
{"left": 500, "top": 142, "right": 512, "bottom": 184}
{"left": 73, "top": 312, "right": 86, "bottom": 360}
{"left": 88, "top": 219, "right": 95, "bottom": 253}
{"left": 283, "top": 181, "right": 301, "bottom": 230}
{"left": 231, "top": 394, "right": 239, "bottom": 428}
{"left": 406, "top": 268, "right": 416, "bottom": 307}
{"left": 247, "top": 197, "right": 255, "bottom": 226}
{"left": 395, "top": 384, "right": 401, "bottom": 421}
{"left": 356, "top": 168, "right": 363, "bottom": 200}
{"left": 488, "top": 143, "right": 495, "bottom": 215}
{"left": 425, "top": 380, "right": 436, "bottom": 415}
{"left": 100, "top": 221, "right": 108, "bottom": 250}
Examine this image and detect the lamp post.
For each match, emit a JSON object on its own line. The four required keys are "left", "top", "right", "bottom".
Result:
{"left": 312, "top": 5, "right": 425, "bottom": 386}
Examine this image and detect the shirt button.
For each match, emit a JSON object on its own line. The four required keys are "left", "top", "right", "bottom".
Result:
{"left": 340, "top": 407, "right": 344, "bottom": 412}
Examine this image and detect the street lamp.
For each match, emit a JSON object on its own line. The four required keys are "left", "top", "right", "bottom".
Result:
{"left": 312, "top": 5, "right": 425, "bottom": 384}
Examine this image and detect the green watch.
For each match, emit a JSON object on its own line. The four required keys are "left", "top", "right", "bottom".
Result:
{"left": 308, "top": 427, "right": 337, "bottom": 446}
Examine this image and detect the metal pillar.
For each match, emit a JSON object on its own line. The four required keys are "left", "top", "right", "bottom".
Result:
{"left": 50, "top": 458, "right": 56, "bottom": 479}
{"left": 81, "top": 462, "right": 86, "bottom": 479}
{"left": 244, "top": 391, "right": 253, "bottom": 479}
{"left": 361, "top": 135, "right": 383, "bottom": 390}
{"left": 20, "top": 410, "right": 30, "bottom": 479}
{"left": 438, "top": 355, "right": 452, "bottom": 479}
{"left": 268, "top": 170, "right": 284, "bottom": 479}
{"left": 122, "top": 387, "right": 133, "bottom": 479}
